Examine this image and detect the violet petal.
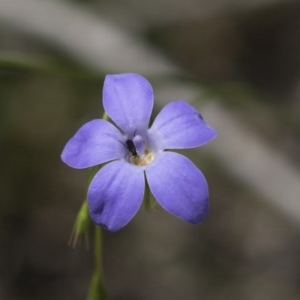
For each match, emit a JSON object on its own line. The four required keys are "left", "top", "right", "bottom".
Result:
{"left": 148, "top": 100, "right": 217, "bottom": 150}
{"left": 146, "top": 151, "right": 209, "bottom": 223}
{"left": 88, "top": 160, "right": 145, "bottom": 231}
{"left": 61, "top": 119, "right": 125, "bottom": 169}
{"left": 103, "top": 73, "right": 153, "bottom": 135}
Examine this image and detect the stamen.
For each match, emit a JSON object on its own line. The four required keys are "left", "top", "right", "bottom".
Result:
{"left": 130, "top": 149, "right": 154, "bottom": 166}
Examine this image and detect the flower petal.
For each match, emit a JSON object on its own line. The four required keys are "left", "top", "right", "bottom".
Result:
{"left": 148, "top": 101, "right": 217, "bottom": 150}
{"left": 146, "top": 152, "right": 209, "bottom": 223}
{"left": 103, "top": 73, "right": 154, "bottom": 135}
{"left": 88, "top": 160, "right": 145, "bottom": 231}
{"left": 61, "top": 119, "right": 126, "bottom": 169}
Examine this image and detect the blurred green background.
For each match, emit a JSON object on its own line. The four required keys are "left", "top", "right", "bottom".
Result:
{"left": 1, "top": 0, "right": 300, "bottom": 299}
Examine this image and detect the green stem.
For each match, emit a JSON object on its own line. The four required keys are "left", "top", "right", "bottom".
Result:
{"left": 94, "top": 226, "right": 102, "bottom": 275}
{"left": 86, "top": 111, "right": 108, "bottom": 300}
{"left": 102, "top": 111, "right": 109, "bottom": 121}
{"left": 144, "top": 179, "right": 158, "bottom": 211}
{"left": 86, "top": 226, "right": 106, "bottom": 300}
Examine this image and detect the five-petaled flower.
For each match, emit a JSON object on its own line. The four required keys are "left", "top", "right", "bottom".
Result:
{"left": 61, "top": 73, "right": 217, "bottom": 231}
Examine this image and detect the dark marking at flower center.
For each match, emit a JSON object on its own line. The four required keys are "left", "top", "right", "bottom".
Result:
{"left": 126, "top": 139, "right": 137, "bottom": 156}
{"left": 198, "top": 112, "right": 203, "bottom": 120}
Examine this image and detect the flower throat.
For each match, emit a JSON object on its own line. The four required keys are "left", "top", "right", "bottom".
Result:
{"left": 126, "top": 136, "right": 153, "bottom": 166}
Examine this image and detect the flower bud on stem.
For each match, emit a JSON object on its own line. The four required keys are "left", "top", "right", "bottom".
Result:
{"left": 69, "top": 201, "right": 90, "bottom": 249}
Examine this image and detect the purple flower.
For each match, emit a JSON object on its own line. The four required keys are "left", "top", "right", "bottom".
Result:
{"left": 61, "top": 73, "right": 217, "bottom": 231}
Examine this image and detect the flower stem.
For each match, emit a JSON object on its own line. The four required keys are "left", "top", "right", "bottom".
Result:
{"left": 144, "top": 179, "right": 158, "bottom": 211}
{"left": 84, "top": 111, "right": 109, "bottom": 300}
{"left": 86, "top": 225, "right": 106, "bottom": 300}
{"left": 102, "top": 111, "right": 109, "bottom": 121}
{"left": 94, "top": 226, "right": 103, "bottom": 275}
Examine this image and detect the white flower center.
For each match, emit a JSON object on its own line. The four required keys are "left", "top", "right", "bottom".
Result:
{"left": 125, "top": 134, "right": 154, "bottom": 166}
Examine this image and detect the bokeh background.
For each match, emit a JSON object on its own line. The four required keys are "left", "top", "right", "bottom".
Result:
{"left": 1, "top": 0, "right": 300, "bottom": 299}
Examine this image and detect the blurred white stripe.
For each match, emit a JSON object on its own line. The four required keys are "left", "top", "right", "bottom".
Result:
{"left": 0, "top": 0, "right": 178, "bottom": 76}
{"left": 203, "top": 103, "right": 300, "bottom": 225}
